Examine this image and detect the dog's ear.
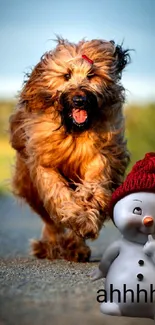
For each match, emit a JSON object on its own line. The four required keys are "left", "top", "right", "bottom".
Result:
{"left": 110, "top": 40, "right": 131, "bottom": 79}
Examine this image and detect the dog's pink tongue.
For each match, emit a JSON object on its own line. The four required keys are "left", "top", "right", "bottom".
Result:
{"left": 72, "top": 109, "right": 87, "bottom": 124}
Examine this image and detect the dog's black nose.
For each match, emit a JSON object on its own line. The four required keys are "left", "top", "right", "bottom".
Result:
{"left": 72, "top": 95, "right": 87, "bottom": 107}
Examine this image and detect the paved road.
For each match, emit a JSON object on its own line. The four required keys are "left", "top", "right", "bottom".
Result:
{"left": 0, "top": 196, "right": 154, "bottom": 325}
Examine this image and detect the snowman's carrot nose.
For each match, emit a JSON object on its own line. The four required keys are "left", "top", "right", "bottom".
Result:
{"left": 143, "top": 216, "right": 154, "bottom": 227}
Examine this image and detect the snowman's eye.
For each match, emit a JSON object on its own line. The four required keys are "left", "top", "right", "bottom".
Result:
{"left": 133, "top": 207, "right": 142, "bottom": 215}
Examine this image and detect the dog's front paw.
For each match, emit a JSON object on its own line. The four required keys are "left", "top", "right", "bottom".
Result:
{"left": 58, "top": 202, "right": 101, "bottom": 240}
{"left": 78, "top": 221, "right": 99, "bottom": 239}
{"left": 75, "top": 210, "right": 101, "bottom": 239}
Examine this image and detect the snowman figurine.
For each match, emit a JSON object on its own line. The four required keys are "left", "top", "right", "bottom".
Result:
{"left": 92, "top": 152, "right": 155, "bottom": 320}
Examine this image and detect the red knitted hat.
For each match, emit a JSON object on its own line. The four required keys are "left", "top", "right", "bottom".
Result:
{"left": 109, "top": 152, "right": 155, "bottom": 217}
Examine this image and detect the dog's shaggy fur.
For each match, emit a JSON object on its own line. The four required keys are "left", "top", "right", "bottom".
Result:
{"left": 9, "top": 38, "right": 130, "bottom": 262}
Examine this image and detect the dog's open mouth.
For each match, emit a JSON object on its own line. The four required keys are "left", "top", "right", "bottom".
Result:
{"left": 71, "top": 108, "right": 88, "bottom": 125}
{"left": 60, "top": 90, "right": 99, "bottom": 132}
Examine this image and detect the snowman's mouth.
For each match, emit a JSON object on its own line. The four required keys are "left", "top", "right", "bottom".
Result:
{"left": 139, "top": 227, "right": 154, "bottom": 235}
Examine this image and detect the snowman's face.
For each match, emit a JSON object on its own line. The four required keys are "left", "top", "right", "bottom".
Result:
{"left": 113, "top": 192, "right": 155, "bottom": 243}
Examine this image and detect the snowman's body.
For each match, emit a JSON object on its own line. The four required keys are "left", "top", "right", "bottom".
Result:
{"left": 92, "top": 192, "right": 155, "bottom": 320}
{"left": 104, "top": 238, "right": 155, "bottom": 318}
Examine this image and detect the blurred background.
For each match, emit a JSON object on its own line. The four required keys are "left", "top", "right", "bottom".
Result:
{"left": 0, "top": 0, "right": 155, "bottom": 194}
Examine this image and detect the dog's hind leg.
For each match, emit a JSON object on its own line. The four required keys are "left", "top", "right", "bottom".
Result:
{"left": 61, "top": 230, "right": 91, "bottom": 262}
{"left": 31, "top": 222, "right": 65, "bottom": 260}
{"left": 32, "top": 226, "right": 91, "bottom": 262}
{"left": 31, "top": 225, "right": 91, "bottom": 262}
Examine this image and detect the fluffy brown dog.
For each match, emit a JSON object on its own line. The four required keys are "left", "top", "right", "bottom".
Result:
{"left": 9, "top": 38, "right": 130, "bottom": 262}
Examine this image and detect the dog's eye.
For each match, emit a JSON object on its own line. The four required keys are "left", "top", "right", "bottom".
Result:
{"left": 87, "top": 73, "right": 95, "bottom": 79}
{"left": 64, "top": 73, "right": 71, "bottom": 81}
{"left": 133, "top": 207, "right": 142, "bottom": 215}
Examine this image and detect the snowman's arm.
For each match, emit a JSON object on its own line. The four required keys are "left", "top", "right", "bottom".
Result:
{"left": 143, "top": 235, "right": 155, "bottom": 264}
{"left": 91, "top": 240, "right": 120, "bottom": 281}
{"left": 99, "top": 240, "right": 120, "bottom": 276}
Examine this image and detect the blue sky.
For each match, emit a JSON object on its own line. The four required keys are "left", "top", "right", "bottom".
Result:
{"left": 0, "top": 0, "right": 155, "bottom": 102}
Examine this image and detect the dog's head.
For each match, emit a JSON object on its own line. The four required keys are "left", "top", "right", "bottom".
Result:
{"left": 21, "top": 37, "right": 130, "bottom": 133}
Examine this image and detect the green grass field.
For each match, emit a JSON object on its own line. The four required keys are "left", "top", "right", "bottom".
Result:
{"left": 0, "top": 138, "right": 15, "bottom": 194}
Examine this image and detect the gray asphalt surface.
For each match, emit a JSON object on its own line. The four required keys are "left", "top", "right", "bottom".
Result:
{"left": 0, "top": 195, "right": 154, "bottom": 325}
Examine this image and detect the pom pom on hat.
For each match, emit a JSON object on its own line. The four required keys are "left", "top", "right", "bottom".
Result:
{"left": 109, "top": 152, "right": 155, "bottom": 217}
